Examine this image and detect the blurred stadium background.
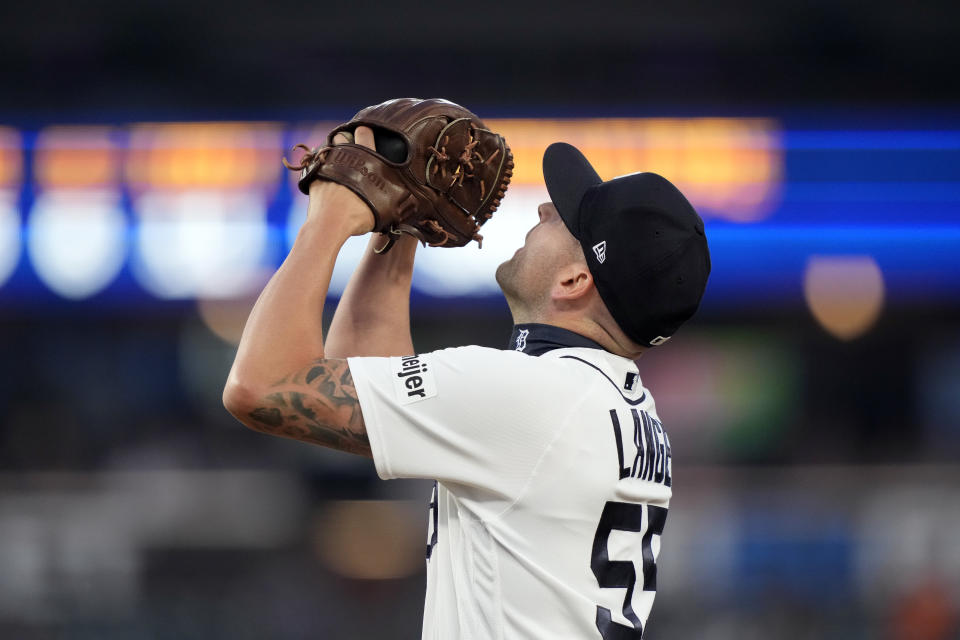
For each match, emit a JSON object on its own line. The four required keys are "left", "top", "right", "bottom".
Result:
{"left": 2, "top": 1, "right": 960, "bottom": 638}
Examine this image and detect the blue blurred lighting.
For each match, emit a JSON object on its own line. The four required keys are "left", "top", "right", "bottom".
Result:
{"left": 704, "top": 223, "right": 960, "bottom": 306}
{"left": 27, "top": 192, "right": 127, "bottom": 299}
{"left": 0, "top": 119, "right": 958, "bottom": 309}
{"left": 0, "top": 195, "right": 20, "bottom": 290}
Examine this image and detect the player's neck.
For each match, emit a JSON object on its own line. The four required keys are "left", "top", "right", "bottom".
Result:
{"left": 527, "top": 313, "right": 645, "bottom": 361}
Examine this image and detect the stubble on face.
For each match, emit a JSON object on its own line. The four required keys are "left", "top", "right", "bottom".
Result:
{"left": 496, "top": 242, "right": 560, "bottom": 323}
{"left": 495, "top": 251, "right": 524, "bottom": 312}
{"left": 496, "top": 202, "right": 586, "bottom": 322}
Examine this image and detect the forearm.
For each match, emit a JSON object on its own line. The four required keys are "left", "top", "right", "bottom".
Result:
{"left": 226, "top": 215, "right": 352, "bottom": 394}
{"left": 324, "top": 233, "right": 418, "bottom": 358}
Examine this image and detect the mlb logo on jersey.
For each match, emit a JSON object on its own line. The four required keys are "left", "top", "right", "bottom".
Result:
{"left": 391, "top": 354, "right": 438, "bottom": 405}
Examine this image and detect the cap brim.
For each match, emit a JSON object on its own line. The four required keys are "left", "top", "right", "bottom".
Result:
{"left": 543, "top": 142, "right": 602, "bottom": 239}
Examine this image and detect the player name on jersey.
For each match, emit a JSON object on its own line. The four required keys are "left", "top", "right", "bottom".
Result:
{"left": 609, "top": 408, "right": 672, "bottom": 487}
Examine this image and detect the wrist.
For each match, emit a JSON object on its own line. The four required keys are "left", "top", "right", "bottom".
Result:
{"left": 295, "top": 212, "right": 356, "bottom": 250}
{"left": 370, "top": 233, "right": 418, "bottom": 273}
{"left": 306, "top": 180, "right": 375, "bottom": 236}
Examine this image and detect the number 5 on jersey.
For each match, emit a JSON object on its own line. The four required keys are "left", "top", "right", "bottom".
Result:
{"left": 591, "top": 501, "right": 668, "bottom": 639}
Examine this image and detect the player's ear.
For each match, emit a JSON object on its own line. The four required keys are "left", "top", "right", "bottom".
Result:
{"left": 552, "top": 261, "right": 593, "bottom": 302}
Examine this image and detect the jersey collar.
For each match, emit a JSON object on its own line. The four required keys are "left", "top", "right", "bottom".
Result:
{"left": 507, "top": 323, "right": 606, "bottom": 356}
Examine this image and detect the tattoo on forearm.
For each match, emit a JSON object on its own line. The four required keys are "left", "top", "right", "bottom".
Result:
{"left": 247, "top": 359, "right": 371, "bottom": 457}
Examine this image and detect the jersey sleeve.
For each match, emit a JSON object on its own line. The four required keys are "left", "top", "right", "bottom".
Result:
{"left": 348, "top": 346, "right": 574, "bottom": 500}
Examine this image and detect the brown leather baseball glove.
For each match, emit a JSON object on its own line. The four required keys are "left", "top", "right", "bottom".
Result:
{"left": 284, "top": 98, "right": 513, "bottom": 253}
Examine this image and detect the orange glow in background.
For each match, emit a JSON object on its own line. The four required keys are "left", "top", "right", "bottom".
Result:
{"left": 0, "top": 118, "right": 788, "bottom": 227}
{"left": 804, "top": 255, "right": 886, "bottom": 341}
{"left": 34, "top": 126, "right": 120, "bottom": 190}
{"left": 487, "top": 118, "right": 783, "bottom": 222}
{"left": 0, "top": 127, "right": 23, "bottom": 189}
{"left": 126, "top": 123, "right": 283, "bottom": 192}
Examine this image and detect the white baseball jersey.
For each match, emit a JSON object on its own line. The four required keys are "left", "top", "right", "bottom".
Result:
{"left": 348, "top": 324, "right": 672, "bottom": 640}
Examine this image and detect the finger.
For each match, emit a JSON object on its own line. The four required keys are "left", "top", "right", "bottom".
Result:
{"left": 354, "top": 125, "right": 375, "bottom": 150}
{"left": 332, "top": 131, "right": 354, "bottom": 145}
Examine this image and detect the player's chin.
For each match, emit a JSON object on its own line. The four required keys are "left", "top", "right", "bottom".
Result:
{"left": 494, "top": 258, "right": 515, "bottom": 292}
{"left": 501, "top": 245, "right": 523, "bottom": 266}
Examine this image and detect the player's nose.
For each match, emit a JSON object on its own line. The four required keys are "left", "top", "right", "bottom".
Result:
{"left": 537, "top": 201, "right": 559, "bottom": 222}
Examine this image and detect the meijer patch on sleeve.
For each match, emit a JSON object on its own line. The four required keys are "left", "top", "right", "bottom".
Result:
{"left": 391, "top": 354, "right": 438, "bottom": 405}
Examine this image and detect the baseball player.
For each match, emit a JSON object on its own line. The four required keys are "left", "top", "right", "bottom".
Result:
{"left": 224, "top": 108, "right": 710, "bottom": 638}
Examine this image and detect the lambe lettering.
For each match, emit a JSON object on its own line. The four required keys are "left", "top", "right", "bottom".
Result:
{"left": 608, "top": 408, "right": 672, "bottom": 486}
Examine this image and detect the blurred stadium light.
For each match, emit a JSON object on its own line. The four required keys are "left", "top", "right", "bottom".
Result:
{"left": 0, "top": 127, "right": 22, "bottom": 290}
{"left": 28, "top": 127, "right": 127, "bottom": 299}
{"left": 0, "top": 117, "right": 957, "bottom": 318}
{"left": 804, "top": 255, "right": 885, "bottom": 340}
{"left": 126, "top": 123, "right": 282, "bottom": 299}
{"left": 486, "top": 118, "right": 783, "bottom": 222}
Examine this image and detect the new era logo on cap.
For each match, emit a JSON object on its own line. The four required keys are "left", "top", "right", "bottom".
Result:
{"left": 592, "top": 241, "right": 607, "bottom": 264}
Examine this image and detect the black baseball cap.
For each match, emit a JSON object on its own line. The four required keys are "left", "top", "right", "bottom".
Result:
{"left": 543, "top": 142, "right": 711, "bottom": 347}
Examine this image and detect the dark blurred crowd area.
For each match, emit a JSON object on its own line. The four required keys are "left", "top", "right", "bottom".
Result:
{"left": 4, "top": 306, "right": 960, "bottom": 474}
{"left": 1, "top": 0, "right": 959, "bottom": 119}
{"left": 1, "top": 303, "right": 959, "bottom": 639}
{"left": 2, "top": 1, "right": 960, "bottom": 638}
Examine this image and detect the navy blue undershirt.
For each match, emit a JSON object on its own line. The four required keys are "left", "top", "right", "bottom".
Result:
{"left": 507, "top": 323, "right": 605, "bottom": 356}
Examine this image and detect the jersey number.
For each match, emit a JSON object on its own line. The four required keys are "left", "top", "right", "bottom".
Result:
{"left": 590, "top": 501, "right": 668, "bottom": 639}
